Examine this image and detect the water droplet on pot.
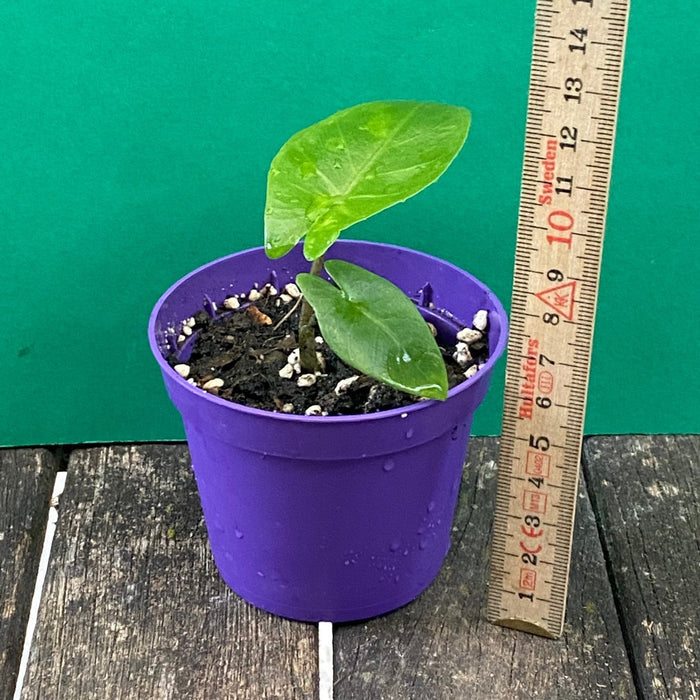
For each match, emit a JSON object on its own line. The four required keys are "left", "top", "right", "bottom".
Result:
{"left": 383, "top": 459, "right": 395, "bottom": 472}
{"left": 394, "top": 575, "right": 400, "bottom": 583}
{"left": 427, "top": 501, "right": 436, "bottom": 513}
{"left": 235, "top": 529, "right": 244, "bottom": 539}
{"left": 257, "top": 570, "right": 265, "bottom": 578}
{"left": 419, "top": 539, "right": 428, "bottom": 551}
{"left": 417, "top": 525, "right": 426, "bottom": 535}
{"left": 403, "top": 549, "right": 409, "bottom": 556}
{"left": 405, "top": 428, "right": 414, "bottom": 439}
{"left": 390, "top": 540, "right": 400, "bottom": 552}
{"left": 450, "top": 425, "right": 459, "bottom": 441}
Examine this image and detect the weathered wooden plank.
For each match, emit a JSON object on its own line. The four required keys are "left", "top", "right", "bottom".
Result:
{"left": 0, "top": 448, "right": 56, "bottom": 700}
{"left": 334, "top": 437, "right": 636, "bottom": 699}
{"left": 21, "top": 445, "right": 317, "bottom": 700}
{"left": 583, "top": 435, "right": 699, "bottom": 700}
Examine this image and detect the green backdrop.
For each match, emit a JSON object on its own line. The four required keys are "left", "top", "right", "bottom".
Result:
{"left": 2, "top": 2, "right": 698, "bottom": 447}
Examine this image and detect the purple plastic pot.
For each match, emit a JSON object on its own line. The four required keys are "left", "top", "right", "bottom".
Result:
{"left": 148, "top": 240, "right": 507, "bottom": 622}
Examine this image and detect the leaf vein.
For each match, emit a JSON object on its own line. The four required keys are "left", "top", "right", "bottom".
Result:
{"left": 342, "top": 103, "right": 422, "bottom": 196}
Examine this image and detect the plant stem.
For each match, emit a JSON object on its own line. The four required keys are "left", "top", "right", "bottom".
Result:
{"left": 298, "top": 256, "right": 324, "bottom": 373}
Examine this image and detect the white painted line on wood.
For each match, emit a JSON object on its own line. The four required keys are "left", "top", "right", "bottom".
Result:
{"left": 13, "top": 471, "right": 67, "bottom": 700}
{"left": 318, "top": 621, "right": 333, "bottom": 700}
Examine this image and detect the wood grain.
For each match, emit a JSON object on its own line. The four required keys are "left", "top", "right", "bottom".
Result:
{"left": 583, "top": 435, "right": 699, "bottom": 700}
{"left": 21, "top": 444, "right": 317, "bottom": 700}
{"left": 334, "top": 437, "right": 636, "bottom": 699}
{"left": 0, "top": 448, "right": 56, "bottom": 700}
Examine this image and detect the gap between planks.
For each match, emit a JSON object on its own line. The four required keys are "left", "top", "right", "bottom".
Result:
{"left": 13, "top": 470, "right": 67, "bottom": 700}
{"left": 318, "top": 621, "right": 334, "bottom": 700}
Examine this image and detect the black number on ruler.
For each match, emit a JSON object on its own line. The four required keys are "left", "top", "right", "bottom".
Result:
{"left": 563, "top": 77, "right": 583, "bottom": 102}
{"left": 543, "top": 312, "right": 560, "bottom": 325}
{"left": 529, "top": 435, "right": 550, "bottom": 451}
{"left": 521, "top": 515, "right": 543, "bottom": 544}
{"left": 559, "top": 126, "right": 578, "bottom": 151}
{"left": 569, "top": 28, "right": 588, "bottom": 53}
{"left": 571, "top": 0, "right": 593, "bottom": 5}
{"left": 556, "top": 176, "right": 573, "bottom": 196}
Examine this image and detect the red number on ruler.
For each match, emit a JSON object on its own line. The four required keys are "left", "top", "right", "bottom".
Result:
{"left": 546, "top": 210, "right": 574, "bottom": 248}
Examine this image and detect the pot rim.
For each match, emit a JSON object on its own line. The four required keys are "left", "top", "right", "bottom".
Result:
{"left": 148, "top": 239, "right": 508, "bottom": 424}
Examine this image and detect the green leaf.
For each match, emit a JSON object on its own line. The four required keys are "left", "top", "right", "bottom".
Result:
{"left": 265, "top": 100, "right": 471, "bottom": 260}
{"left": 296, "top": 260, "right": 448, "bottom": 400}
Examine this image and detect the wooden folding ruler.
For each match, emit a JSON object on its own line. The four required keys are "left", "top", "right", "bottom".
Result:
{"left": 487, "top": 0, "right": 630, "bottom": 638}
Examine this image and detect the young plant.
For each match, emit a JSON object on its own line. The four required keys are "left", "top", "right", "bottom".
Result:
{"left": 264, "top": 100, "right": 471, "bottom": 401}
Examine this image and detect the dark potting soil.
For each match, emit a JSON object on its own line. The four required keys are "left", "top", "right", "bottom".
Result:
{"left": 167, "top": 286, "right": 490, "bottom": 417}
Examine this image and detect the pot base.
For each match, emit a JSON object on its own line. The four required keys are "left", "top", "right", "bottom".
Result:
{"left": 225, "top": 567, "right": 448, "bottom": 623}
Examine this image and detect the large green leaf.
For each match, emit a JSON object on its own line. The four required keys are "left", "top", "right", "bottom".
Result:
{"left": 265, "top": 100, "right": 471, "bottom": 261}
{"left": 296, "top": 260, "right": 448, "bottom": 400}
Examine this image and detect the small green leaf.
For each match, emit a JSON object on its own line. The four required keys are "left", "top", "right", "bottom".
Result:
{"left": 265, "top": 100, "right": 471, "bottom": 260}
{"left": 296, "top": 260, "right": 448, "bottom": 400}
